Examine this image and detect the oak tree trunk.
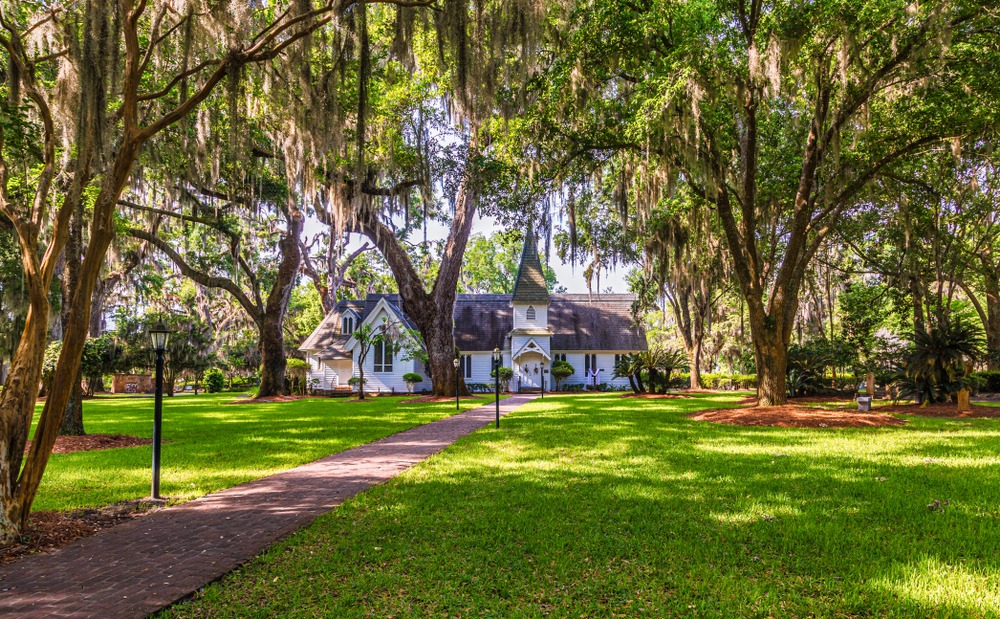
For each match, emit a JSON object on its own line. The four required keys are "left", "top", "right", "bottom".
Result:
{"left": 690, "top": 340, "right": 703, "bottom": 390}
{"left": 986, "top": 273, "right": 1000, "bottom": 370}
{"left": 255, "top": 210, "right": 303, "bottom": 398}
{"left": 354, "top": 149, "right": 479, "bottom": 398}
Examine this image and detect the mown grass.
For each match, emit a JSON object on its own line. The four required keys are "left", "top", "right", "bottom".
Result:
{"left": 32, "top": 393, "right": 485, "bottom": 512}
{"left": 165, "top": 392, "right": 1000, "bottom": 618}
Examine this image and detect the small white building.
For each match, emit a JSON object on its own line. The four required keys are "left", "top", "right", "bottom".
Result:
{"left": 299, "top": 233, "right": 647, "bottom": 393}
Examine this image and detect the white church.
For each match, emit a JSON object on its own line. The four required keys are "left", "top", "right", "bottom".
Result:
{"left": 300, "top": 233, "right": 648, "bottom": 393}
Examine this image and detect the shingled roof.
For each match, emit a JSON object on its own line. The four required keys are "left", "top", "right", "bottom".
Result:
{"left": 453, "top": 294, "right": 512, "bottom": 352}
{"left": 511, "top": 231, "right": 550, "bottom": 305}
{"left": 548, "top": 294, "right": 647, "bottom": 351}
{"left": 302, "top": 293, "right": 647, "bottom": 355}
{"left": 299, "top": 295, "right": 415, "bottom": 354}
{"left": 452, "top": 293, "right": 646, "bottom": 351}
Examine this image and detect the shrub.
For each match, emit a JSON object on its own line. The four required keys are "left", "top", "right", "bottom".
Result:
{"left": 204, "top": 368, "right": 225, "bottom": 393}
{"left": 347, "top": 376, "right": 367, "bottom": 392}
{"left": 402, "top": 373, "right": 423, "bottom": 393}
{"left": 897, "top": 318, "right": 984, "bottom": 403}
{"left": 973, "top": 370, "right": 1000, "bottom": 393}
{"left": 490, "top": 366, "right": 514, "bottom": 392}
{"left": 550, "top": 360, "right": 575, "bottom": 389}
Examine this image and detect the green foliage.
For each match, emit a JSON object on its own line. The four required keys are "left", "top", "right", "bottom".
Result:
{"left": 490, "top": 366, "right": 514, "bottom": 392}
{"left": 549, "top": 360, "right": 574, "bottom": 388}
{"left": 204, "top": 368, "right": 226, "bottom": 393}
{"left": 786, "top": 342, "right": 834, "bottom": 397}
{"left": 403, "top": 373, "right": 423, "bottom": 393}
{"left": 898, "top": 318, "right": 985, "bottom": 403}
{"left": 460, "top": 230, "right": 560, "bottom": 294}
{"left": 285, "top": 358, "right": 311, "bottom": 395}
{"left": 286, "top": 285, "right": 325, "bottom": 348}
{"left": 972, "top": 371, "right": 1000, "bottom": 394}
{"left": 838, "top": 282, "right": 888, "bottom": 370}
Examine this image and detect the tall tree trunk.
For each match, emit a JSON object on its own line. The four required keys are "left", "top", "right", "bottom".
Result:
{"left": 354, "top": 149, "right": 478, "bottom": 397}
{"left": 690, "top": 339, "right": 703, "bottom": 390}
{"left": 986, "top": 272, "right": 1000, "bottom": 369}
{"left": 257, "top": 314, "right": 289, "bottom": 398}
{"left": 256, "top": 209, "right": 303, "bottom": 398}
{"left": 59, "top": 199, "right": 86, "bottom": 436}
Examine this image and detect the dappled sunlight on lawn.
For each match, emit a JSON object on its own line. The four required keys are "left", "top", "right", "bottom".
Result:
{"left": 31, "top": 393, "right": 477, "bottom": 511}
{"left": 161, "top": 391, "right": 1000, "bottom": 618}
{"left": 870, "top": 556, "right": 1000, "bottom": 617}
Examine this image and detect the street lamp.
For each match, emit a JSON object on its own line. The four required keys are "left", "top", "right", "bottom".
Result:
{"left": 540, "top": 361, "right": 545, "bottom": 399}
{"left": 453, "top": 355, "right": 460, "bottom": 411}
{"left": 492, "top": 347, "right": 501, "bottom": 429}
{"left": 148, "top": 320, "right": 171, "bottom": 500}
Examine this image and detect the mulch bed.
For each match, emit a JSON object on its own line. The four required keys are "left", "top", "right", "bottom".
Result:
{"left": 878, "top": 402, "right": 1000, "bottom": 418}
{"left": 25, "top": 433, "right": 152, "bottom": 455}
{"left": 690, "top": 405, "right": 907, "bottom": 428}
{"left": 0, "top": 499, "right": 165, "bottom": 566}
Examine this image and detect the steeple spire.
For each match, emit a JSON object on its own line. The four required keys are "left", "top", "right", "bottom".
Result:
{"left": 512, "top": 228, "right": 550, "bottom": 305}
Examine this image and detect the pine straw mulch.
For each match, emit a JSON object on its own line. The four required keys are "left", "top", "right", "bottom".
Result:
{"left": 0, "top": 499, "right": 166, "bottom": 566}
{"left": 25, "top": 433, "right": 152, "bottom": 454}
{"left": 690, "top": 405, "right": 907, "bottom": 428}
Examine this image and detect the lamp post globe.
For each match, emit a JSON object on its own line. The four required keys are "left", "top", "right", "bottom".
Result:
{"left": 147, "top": 320, "right": 172, "bottom": 500}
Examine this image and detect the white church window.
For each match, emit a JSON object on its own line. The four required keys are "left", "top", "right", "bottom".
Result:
{"left": 461, "top": 355, "right": 473, "bottom": 379}
{"left": 526, "top": 306, "right": 536, "bottom": 321}
{"left": 342, "top": 315, "right": 355, "bottom": 334}
{"left": 374, "top": 341, "right": 393, "bottom": 373}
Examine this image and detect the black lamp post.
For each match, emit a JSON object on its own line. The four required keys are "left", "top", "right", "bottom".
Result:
{"left": 492, "top": 347, "right": 501, "bottom": 428}
{"left": 540, "top": 361, "right": 545, "bottom": 399}
{"left": 148, "top": 321, "right": 171, "bottom": 500}
{"left": 453, "top": 355, "right": 460, "bottom": 411}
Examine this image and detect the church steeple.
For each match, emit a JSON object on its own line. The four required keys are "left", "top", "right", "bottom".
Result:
{"left": 512, "top": 229, "right": 550, "bottom": 306}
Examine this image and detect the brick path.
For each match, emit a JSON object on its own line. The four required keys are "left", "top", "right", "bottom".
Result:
{"left": 0, "top": 394, "right": 537, "bottom": 618}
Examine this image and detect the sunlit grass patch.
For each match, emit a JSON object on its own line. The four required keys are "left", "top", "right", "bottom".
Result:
{"left": 31, "top": 393, "right": 484, "bottom": 511}
{"left": 164, "top": 392, "right": 1000, "bottom": 618}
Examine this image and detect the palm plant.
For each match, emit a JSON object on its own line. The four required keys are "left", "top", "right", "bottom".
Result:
{"left": 614, "top": 353, "right": 645, "bottom": 393}
{"left": 897, "top": 318, "right": 984, "bottom": 405}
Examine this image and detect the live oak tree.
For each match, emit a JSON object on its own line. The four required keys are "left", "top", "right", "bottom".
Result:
{"left": 300, "top": 1, "right": 546, "bottom": 397}
{"left": 529, "top": 0, "right": 1000, "bottom": 404}
{"left": 0, "top": 0, "right": 342, "bottom": 542}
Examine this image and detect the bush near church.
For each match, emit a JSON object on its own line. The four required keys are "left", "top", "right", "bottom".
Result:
{"left": 403, "top": 373, "right": 423, "bottom": 393}
{"left": 204, "top": 368, "right": 225, "bottom": 393}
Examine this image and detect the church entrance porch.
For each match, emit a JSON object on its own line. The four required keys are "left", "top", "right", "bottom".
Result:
{"left": 514, "top": 352, "right": 547, "bottom": 391}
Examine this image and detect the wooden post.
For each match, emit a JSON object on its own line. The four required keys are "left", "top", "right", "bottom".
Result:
{"left": 957, "top": 388, "right": 971, "bottom": 413}
{"left": 866, "top": 372, "right": 875, "bottom": 397}
{"left": 957, "top": 361, "right": 973, "bottom": 413}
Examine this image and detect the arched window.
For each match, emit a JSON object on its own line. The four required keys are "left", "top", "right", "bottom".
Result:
{"left": 526, "top": 305, "right": 536, "bottom": 321}
{"left": 342, "top": 315, "right": 355, "bottom": 334}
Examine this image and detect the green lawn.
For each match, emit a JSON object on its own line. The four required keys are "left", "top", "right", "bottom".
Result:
{"left": 164, "top": 392, "right": 1000, "bottom": 619}
{"left": 32, "top": 393, "right": 484, "bottom": 511}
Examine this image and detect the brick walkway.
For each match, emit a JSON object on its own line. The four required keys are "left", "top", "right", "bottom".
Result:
{"left": 0, "top": 394, "right": 536, "bottom": 618}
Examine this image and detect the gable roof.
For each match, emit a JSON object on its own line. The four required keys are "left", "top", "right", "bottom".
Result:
{"left": 299, "top": 295, "right": 412, "bottom": 353}
{"left": 511, "top": 231, "right": 550, "bottom": 306}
